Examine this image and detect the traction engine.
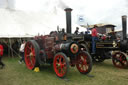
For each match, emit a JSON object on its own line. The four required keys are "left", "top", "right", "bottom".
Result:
{"left": 24, "top": 8, "right": 92, "bottom": 78}
{"left": 73, "top": 15, "right": 128, "bottom": 69}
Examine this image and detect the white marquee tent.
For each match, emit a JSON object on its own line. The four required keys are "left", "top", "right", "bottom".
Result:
{"left": 0, "top": 8, "right": 57, "bottom": 37}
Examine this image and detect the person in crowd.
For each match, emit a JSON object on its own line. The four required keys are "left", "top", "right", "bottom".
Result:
{"left": 19, "top": 41, "right": 26, "bottom": 64}
{"left": 91, "top": 25, "right": 98, "bottom": 54}
{"left": 0, "top": 42, "right": 5, "bottom": 69}
{"left": 74, "top": 27, "right": 79, "bottom": 35}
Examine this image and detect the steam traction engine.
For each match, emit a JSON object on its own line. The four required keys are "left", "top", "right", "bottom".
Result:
{"left": 24, "top": 8, "right": 92, "bottom": 78}
{"left": 60, "top": 7, "right": 128, "bottom": 69}
{"left": 74, "top": 15, "right": 128, "bottom": 69}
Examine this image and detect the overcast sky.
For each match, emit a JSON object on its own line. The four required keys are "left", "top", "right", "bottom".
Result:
{"left": 0, "top": 0, "right": 128, "bottom": 35}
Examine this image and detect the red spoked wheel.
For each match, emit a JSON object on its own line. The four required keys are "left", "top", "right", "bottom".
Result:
{"left": 24, "top": 40, "right": 40, "bottom": 70}
{"left": 76, "top": 51, "right": 92, "bottom": 74}
{"left": 53, "top": 52, "right": 69, "bottom": 78}
{"left": 112, "top": 52, "right": 128, "bottom": 69}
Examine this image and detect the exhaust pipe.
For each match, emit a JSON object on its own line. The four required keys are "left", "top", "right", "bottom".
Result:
{"left": 64, "top": 8, "right": 73, "bottom": 34}
{"left": 122, "top": 15, "right": 127, "bottom": 39}
{"left": 120, "top": 15, "right": 128, "bottom": 51}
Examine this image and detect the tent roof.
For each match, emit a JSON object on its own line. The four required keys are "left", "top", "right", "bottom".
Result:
{"left": 0, "top": 8, "right": 59, "bottom": 37}
{"left": 0, "top": 34, "right": 34, "bottom": 38}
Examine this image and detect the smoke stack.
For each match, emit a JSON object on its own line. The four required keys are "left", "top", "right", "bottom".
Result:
{"left": 64, "top": 8, "right": 73, "bottom": 34}
{"left": 122, "top": 15, "right": 127, "bottom": 40}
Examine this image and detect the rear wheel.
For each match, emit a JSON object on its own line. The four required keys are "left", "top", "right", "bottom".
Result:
{"left": 76, "top": 51, "right": 92, "bottom": 74}
{"left": 24, "top": 40, "right": 40, "bottom": 70}
{"left": 53, "top": 52, "right": 69, "bottom": 78}
{"left": 112, "top": 52, "right": 128, "bottom": 68}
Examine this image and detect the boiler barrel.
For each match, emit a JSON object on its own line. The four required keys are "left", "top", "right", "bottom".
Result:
{"left": 54, "top": 42, "right": 79, "bottom": 54}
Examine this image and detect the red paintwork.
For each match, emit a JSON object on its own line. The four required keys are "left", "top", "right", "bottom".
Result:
{"left": 24, "top": 42, "right": 36, "bottom": 70}
{"left": 112, "top": 52, "right": 128, "bottom": 68}
{"left": 53, "top": 54, "right": 67, "bottom": 77}
{"left": 35, "top": 35, "right": 55, "bottom": 59}
{"left": 44, "top": 37, "right": 54, "bottom": 59}
{"left": 76, "top": 52, "right": 89, "bottom": 73}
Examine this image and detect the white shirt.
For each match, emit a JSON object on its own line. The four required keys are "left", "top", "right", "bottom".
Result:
{"left": 19, "top": 43, "right": 25, "bottom": 52}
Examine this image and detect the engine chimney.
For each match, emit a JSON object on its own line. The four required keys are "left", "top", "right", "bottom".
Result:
{"left": 122, "top": 15, "right": 127, "bottom": 40}
{"left": 64, "top": 8, "right": 73, "bottom": 34}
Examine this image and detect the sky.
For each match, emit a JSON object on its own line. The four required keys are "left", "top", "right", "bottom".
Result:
{"left": 0, "top": 0, "right": 128, "bottom": 35}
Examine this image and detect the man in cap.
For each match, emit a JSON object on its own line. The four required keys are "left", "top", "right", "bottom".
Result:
{"left": 91, "top": 25, "right": 98, "bottom": 54}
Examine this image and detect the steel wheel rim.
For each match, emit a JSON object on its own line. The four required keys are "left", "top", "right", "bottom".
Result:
{"left": 53, "top": 54, "right": 67, "bottom": 77}
{"left": 25, "top": 42, "right": 36, "bottom": 70}
{"left": 76, "top": 52, "right": 89, "bottom": 73}
{"left": 112, "top": 52, "right": 128, "bottom": 68}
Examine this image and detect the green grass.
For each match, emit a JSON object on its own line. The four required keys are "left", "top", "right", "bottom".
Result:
{"left": 0, "top": 57, "right": 128, "bottom": 85}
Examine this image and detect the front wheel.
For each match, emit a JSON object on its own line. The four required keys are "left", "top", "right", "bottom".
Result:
{"left": 76, "top": 51, "right": 92, "bottom": 74}
{"left": 53, "top": 52, "right": 69, "bottom": 78}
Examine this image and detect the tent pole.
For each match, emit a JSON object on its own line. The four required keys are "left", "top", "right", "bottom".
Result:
{"left": 8, "top": 38, "right": 10, "bottom": 57}
{"left": 9, "top": 38, "right": 12, "bottom": 57}
{"left": 9, "top": 38, "right": 14, "bottom": 58}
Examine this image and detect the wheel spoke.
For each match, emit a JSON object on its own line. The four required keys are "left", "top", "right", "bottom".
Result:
{"left": 26, "top": 45, "right": 31, "bottom": 50}
{"left": 83, "top": 65, "right": 86, "bottom": 71}
{"left": 32, "top": 56, "right": 35, "bottom": 65}
{"left": 60, "top": 68, "right": 65, "bottom": 74}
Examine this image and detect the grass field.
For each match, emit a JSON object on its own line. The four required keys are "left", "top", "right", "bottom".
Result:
{"left": 0, "top": 57, "right": 128, "bottom": 85}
